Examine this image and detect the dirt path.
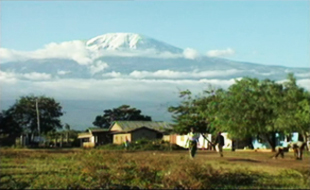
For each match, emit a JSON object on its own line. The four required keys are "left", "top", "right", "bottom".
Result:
{"left": 129, "top": 150, "right": 310, "bottom": 171}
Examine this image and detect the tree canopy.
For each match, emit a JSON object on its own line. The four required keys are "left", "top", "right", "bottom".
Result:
{"left": 168, "top": 74, "right": 310, "bottom": 151}
{"left": 3, "top": 95, "right": 64, "bottom": 136}
{"left": 93, "top": 105, "right": 152, "bottom": 128}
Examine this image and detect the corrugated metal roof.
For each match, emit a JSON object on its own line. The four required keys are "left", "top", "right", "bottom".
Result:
{"left": 110, "top": 121, "right": 173, "bottom": 132}
{"left": 88, "top": 128, "right": 109, "bottom": 133}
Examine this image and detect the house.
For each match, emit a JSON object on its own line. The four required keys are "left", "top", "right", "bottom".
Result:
{"left": 252, "top": 132, "right": 300, "bottom": 150}
{"left": 77, "top": 128, "right": 111, "bottom": 148}
{"left": 109, "top": 121, "right": 172, "bottom": 144}
{"left": 77, "top": 121, "right": 173, "bottom": 147}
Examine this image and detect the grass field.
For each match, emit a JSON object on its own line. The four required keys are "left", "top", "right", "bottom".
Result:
{"left": 1, "top": 148, "right": 309, "bottom": 189}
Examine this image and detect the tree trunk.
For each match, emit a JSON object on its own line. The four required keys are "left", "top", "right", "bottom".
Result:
{"left": 303, "top": 132, "right": 309, "bottom": 151}
{"left": 66, "top": 132, "right": 69, "bottom": 143}
{"left": 60, "top": 135, "right": 63, "bottom": 148}
{"left": 265, "top": 132, "right": 276, "bottom": 152}
{"left": 231, "top": 140, "right": 235, "bottom": 151}
{"left": 55, "top": 137, "right": 58, "bottom": 147}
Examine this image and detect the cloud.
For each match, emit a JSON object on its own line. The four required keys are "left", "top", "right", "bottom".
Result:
{"left": 89, "top": 61, "right": 109, "bottom": 75}
{"left": 0, "top": 43, "right": 185, "bottom": 65}
{"left": 31, "top": 41, "right": 92, "bottom": 65}
{"left": 0, "top": 77, "right": 237, "bottom": 102}
{"left": 0, "top": 41, "right": 92, "bottom": 65}
{"left": 57, "top": 70, "right": 71, "bottom": 75}
{"left": 0, "top": 71, "right": 18, "bottom": 83}
{"left": 128, "top": 69, "right": 242, "bottom": 79}
{"left": 22, "top": 72, "right": 52, "bottom": 80}
{"left": 295, "top": 73, "right": 310, "bottom": 78}
{"left": 297, "top": 79, "right": 310, "bottom": 90}
{"left": 183, "top": 48, "right": 200, "bottom": 59}
{"left": 0, "top": 71, "right": 51, "bottom": 82}
{"left": 206, "top": 48, "right": 235, "bottom": 57}
{"left": 102, "top": 71, "right": 122, "bottom": 78}
{"left": 1, "top": 41, "right": 236, "bottom": 64}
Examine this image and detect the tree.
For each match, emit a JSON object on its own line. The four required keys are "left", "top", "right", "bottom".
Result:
{"left": 0, "top": 110, "right": 22, "bottom": 146}
{"left": 5, "top": 95, "right": 64, "bottom": 140}
{"left": 93, "top": 105, "right": 152, "bottom": 128}
{"left": 168, "top": 89, "right": 219, "bottom": 134}
{"left": 277, "top": 73, "right": 310, "bottom": 142}
{"left": 64, "top": 123, "right": 71, "bottom": 143}
{"left": 209, "top": 77, "right": 287, "bottom": 152}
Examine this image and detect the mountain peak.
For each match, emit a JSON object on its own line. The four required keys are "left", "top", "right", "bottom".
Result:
{"left": 86, "top": 33, "right": 183, "bottom": 54}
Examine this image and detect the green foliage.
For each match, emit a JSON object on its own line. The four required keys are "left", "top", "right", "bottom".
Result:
{"left": 169, "top": 74, "right": 310, "bottom": 151}
{"left": 93, "top": 105, "right": 152, "bottom": 128}
{"left": 1, "top": 95, "right": 64, "bottom": 146}
{"left": 5, "top": 95, "right": 63, "bottom": 134}
{"left": 168, "top": 89, "right": 218, "bottom": 134}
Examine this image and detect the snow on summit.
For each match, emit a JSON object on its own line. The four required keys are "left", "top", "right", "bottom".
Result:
{"left": 86, "top": 33, "right": 183, "bottom": 54}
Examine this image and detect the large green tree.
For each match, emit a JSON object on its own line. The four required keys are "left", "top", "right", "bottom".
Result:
{"left": 0, "top": 111, "right": 22, "bottom": 146}
{"left": 4, "top": 95, "right": 64, "bottom": 138}
{"left": 210, "top": 77, "right": 287, "bottom": 151}
{"left": 168, "top": 88, "right": 220, "bottom": 134}
{"left": 276, "top": 73, "right": 310, "bottom": 142}
{"left": 168, "top": 74, "right": 309, "bottom": 152}
{"left": 93, "top": 105, "right": 152, "bottom": 128}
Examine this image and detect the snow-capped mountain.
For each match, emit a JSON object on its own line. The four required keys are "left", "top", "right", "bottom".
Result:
{"left": 86, "top": 33, "right": 183, "bottom": 53}
{"left": 1, "top": 33, "right": 309, "bottom": 81}
{"left": 1, "top": 33, "right": 309, "bottom": 130}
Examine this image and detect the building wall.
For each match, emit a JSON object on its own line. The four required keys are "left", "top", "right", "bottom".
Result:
{"left": 93, "top": 133, "right": 112, "bottom": 145}
{"left": 83, "top": 142, "right": 95, "bottom": 148}
{"left": 178, "top": 134, "right": 213, "bottom": 149}
{"left": 131, "top": 128, "right": 158, "bottom": 142}
{"left": 176, "top": 135, "right": 188, "bottom": 148}
{"left": 163, "top": 135, "right": 170, "bottom": 142}
{"left": 110, "top": 123, "right": 123, "bottom": 131}
{"left": 221, "top": 133, "right": 232, "bottom": 149}
{"left": 114, "top": 134, "right": 131, "bottom": 145}
{"left": 252, "top": 132, "right": 300, "bottom": 149}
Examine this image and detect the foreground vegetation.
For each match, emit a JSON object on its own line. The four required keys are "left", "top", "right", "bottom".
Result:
{"left": 1, "top": 148, "right": 309, "bottom": 189}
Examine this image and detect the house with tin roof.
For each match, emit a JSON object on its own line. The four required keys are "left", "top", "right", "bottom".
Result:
{"left": 109, "top": 121, "right": 173, "bottom": 145}
{"left": 77, "top": 121, "right": 173, "bottom": 148}
{"left": 78, "top": 127, "right": 111, "bottom": 148}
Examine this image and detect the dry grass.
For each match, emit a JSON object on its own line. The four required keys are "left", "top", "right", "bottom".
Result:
{"left": 0, "top": 148, "right": 309, "bottom": 189}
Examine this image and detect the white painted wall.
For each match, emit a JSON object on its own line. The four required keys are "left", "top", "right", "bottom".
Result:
{"left": 176, "top": 134, "right": 212, "bottom": 149}
{"left": 221, "top": 132, "right": 232, "bottom": 149}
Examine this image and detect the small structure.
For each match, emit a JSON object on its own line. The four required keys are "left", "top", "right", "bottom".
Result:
{"left": 252, "top": 132, "right": 300, "bottom": 150}
{"left": 109, "top": 121, "right": 172, "bottom": 144}
{"left": 78, "top": 128, "right": 111, "bottom": 148}
{"left": 77, "top": 121, "right": 173, "bottom": 147}
{"left": 163, "top": 133, "right": 213, "bottom": 150}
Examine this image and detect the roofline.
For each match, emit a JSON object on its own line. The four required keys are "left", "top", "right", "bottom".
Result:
{"left": 127, "top": 126, "right": 162, "bottom": 133}
{"left": 108, "top": 121, "right": 173, "bottom": 131}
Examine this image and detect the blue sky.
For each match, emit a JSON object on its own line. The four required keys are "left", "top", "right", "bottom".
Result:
{"left": 1, "top": 0, "right": 309, "bottom": 68}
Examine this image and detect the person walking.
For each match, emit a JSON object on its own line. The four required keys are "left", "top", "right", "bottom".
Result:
{"left": 288, "top": 141, "right": 307, "bottom": 160}
{"left": 124, "top": 137, "right": 130, "bottom": 150}
{"left": 214, "top": 131, "right": 225, "bottom": 157}
{"left": 273, "top": 141, "right": 306, "bottom": 160}
{"left": 185, "top": 127, "right": 200, "bottom": 159}
{"left": 273, "top": 145, "right": 289, "bottom": 159}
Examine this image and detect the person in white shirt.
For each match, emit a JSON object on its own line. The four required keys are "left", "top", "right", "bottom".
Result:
{"left": 288, "top": 141, "right": 307, "bottom": 160}
{"left": 273, "top": 141, "right": 306, "bottom": 160}
{"left": 186, "top": 127, "right": 200, "bottom": 159}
